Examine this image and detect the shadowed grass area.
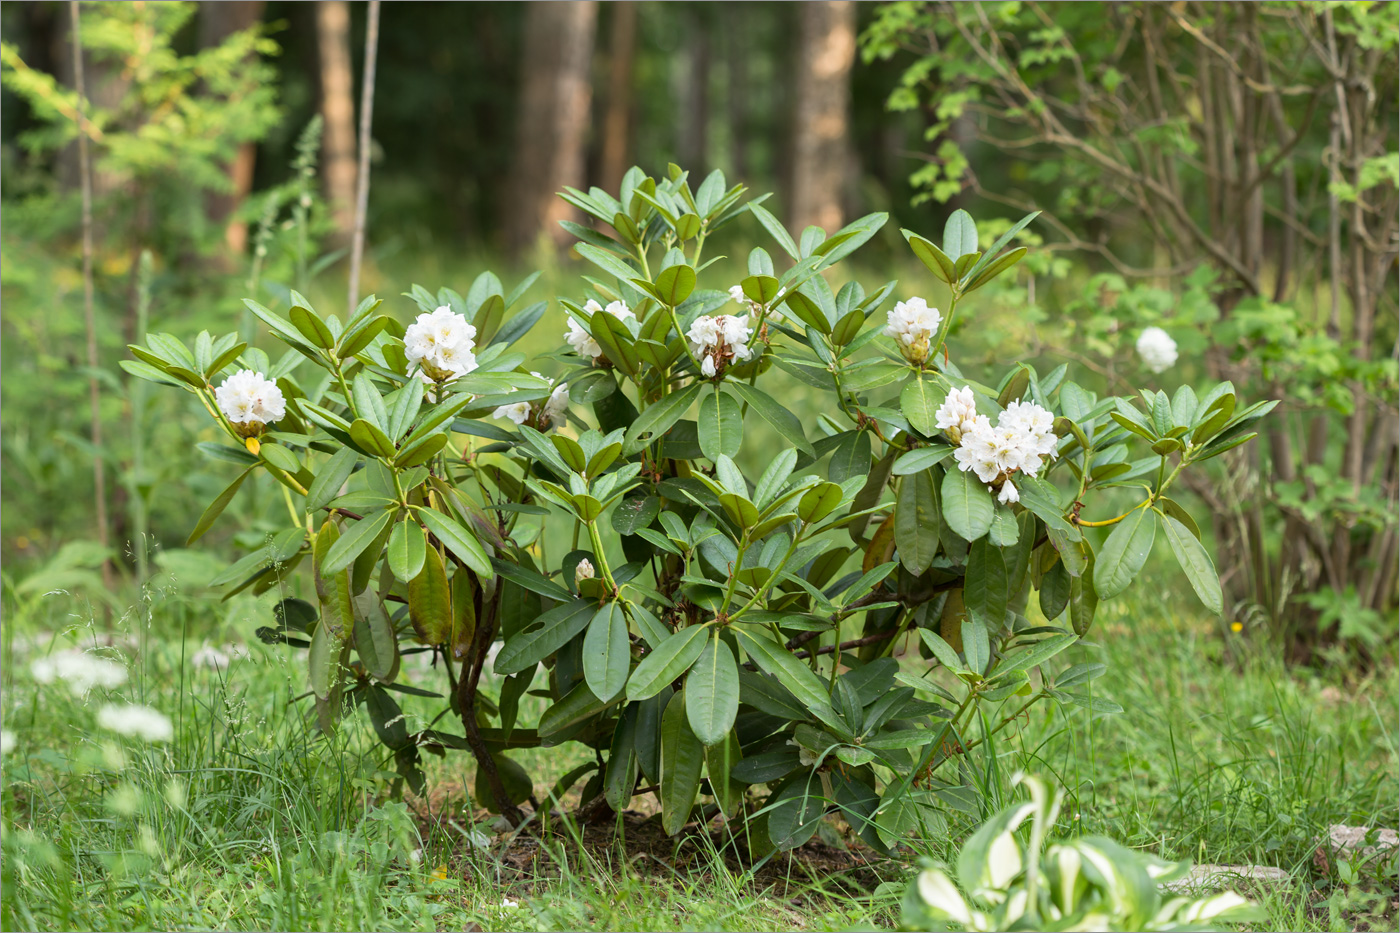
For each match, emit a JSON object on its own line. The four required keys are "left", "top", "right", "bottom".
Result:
{"left": 2, "top": 578, "right": 1395, "bottom": 932}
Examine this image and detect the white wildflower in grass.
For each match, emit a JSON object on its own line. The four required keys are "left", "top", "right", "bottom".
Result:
{"left": 215, "top": 369, "right": 286, "bottom": 436}
{"left": 686, "top": 313, "right": 753, "bottom": 378}
{"left": 935, "top": 385, "right": 980, "bottom": 443}
{"left": 1, "top": 729, "right": 15, "bottom": 756}
{"left": 500, "top": 899, "right": 520, "bottom": 909}
{"left": 884, "top": 297, "right": 942, "bottom": 364}
{"left": 97, "top": 704, "right": 174, "bottom": 743}
{"left": 31, "top": 649, "right": 127, "bottom": 696}
{"left": 574, "top": 558, "right": 595, "bottom": 585}
{"left": 404, "top": 306, "right": 478, "bottom": 383}
{"left": 946, "top": 388, "right": 1058, "bottom": 502}
{"left": 1136, "top": 326, "right": 1178, "bottom": 374}
{"left": 566, "top": 299, "right": 634, "bottom": 362}
{"left": 190, "top": 643, "right": 250, "bottom": 671}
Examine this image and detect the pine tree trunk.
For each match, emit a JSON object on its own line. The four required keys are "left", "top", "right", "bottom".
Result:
{"left": 317, "top": 0, "right": 357, "bottom": 249}
{"left": 598, "top": 1, "right": 637, "bottom": 193}
{"left": 198, "top": 1, "right": 266, "bottom": 259}
{"left": 788, "top": 0, "right": 856, "bottom": 234}
{"left": 504, "top": 1, "right": 599, "bottom": 257}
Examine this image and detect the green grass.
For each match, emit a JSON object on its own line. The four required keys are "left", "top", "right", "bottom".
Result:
{"left": 3, "top": 574, "right": 1395, "bottom": 932}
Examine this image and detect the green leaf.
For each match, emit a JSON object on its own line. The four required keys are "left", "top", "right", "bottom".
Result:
{"left": 748, "top": 202, "right": 799, "bottom": 259}
{"left": 1159, "top": 512, "right": 1223, "bottom": 614}
{"left": 964, "top": 537, "right": 1009, "bottom": 630}
{"left": 387, "top": 519, "right": 427, "bottom": 582}
{"left": 941, "top": 469, "right": 994, "bottom": 542}
{"left": 604, "top": 705, "right": 640, "bottom": 811}
{"left": 660, "top": 690, "right": 706, "bottom": 836}
{"left": 734, "top": 629, "right": 835, "bottom": 723}
{"left": 417, "top": 508, "right": 493, "bottom": 577}
{"left": 627, "top": 625, "right": 709, "bottom": 700}
{"left": 494, "top": 599, "right": 594, "bottom": 675}
{"left": 625, "top": 383, "right": 702, "bottom": 454}
{"left": 408, "top": 547, "right": 452, "bottom": 644}
{"left": 354, "top": 593, "right": 397, "bottom": 681}
{"left": 918, "top": 629, "right": 966, "bottom": 672}
{"left": 289, "top": 306, "right": 334, "bottom": 349}
{"left": 698, "top": 387, "right": 743, "bottom": 460}
{"left": 349, "top": 419, "right": 396, "bottom": 459}
{"left": 942, "top": 209, "right": 978, "bottom": 260}
{"left": 895, "top": 470, "right": 940, "bottom": 574}
{"left": 321, "top": 509, "right": 395, "bottom": 575}
{"left": 1070, "top": 558, "right": 1099, "bottom": 636}
{"left": 892, "top": 444, "right": 954, "bottom": 476}
{"left": 1093, "top": 504, "right": 1156, "bottom": 599}
{"left": 538, "top": 680, "right": 610, "bottom": 738}
{"left": 576, "top": 242, "right": 641, "bottom": 283}
{"left": 724, "top": 382, "right": 814, "bottom": 457}
{"left": 828, "top": 431, "right": 872, "bottom": 485}
{"left": 686, "top": 636, "right": 739, "bottom": 746}
{"left": 797, "top": 482, "right": 843, "bottom": 523}
{"left": 187, "top": 467, "right": 255, "bottom": 545}
{"left": 705, "top": 730, "right": 745, "bottom": 818}
{"left": 1001, "top": 633, "right": 1078, "bottom": 673}
{"left": 902, "top": 230, "right": 956, "bottom": 283}
{"left": 306, "top": 448, "right": 359, "bottom": 513}
{"left": 901, "top": 375, "right": 942, "bottom": 436}
{"left": 653, "top": 264, "right": 697, "bottom": 306}
{"left": 583, "top": 601, "right": 631, "bottom": 702}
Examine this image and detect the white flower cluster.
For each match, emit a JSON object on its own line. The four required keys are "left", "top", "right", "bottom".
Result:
{"left": 405, "top": 306, "right": 479, "bottom": 383}
{"left": 190, "top": 642, "right": 251, "bottom": 671}
{"left": 728, "top": 284, "right": 785, "bottom": 322}
{"left": 566, "top": 299, "right": 635, "bottom": 361}
{"left": 31, "top": 649, "right": 127, "bottom": 696}
{"left": 686, "top": 314, "right": 753, "bottom": 377}
{"left": 1136, "top": 326, "right": 1178, "bottom": 374}
{"left": 215, "top": 369, "right": 286, "bottom": 435}
{"left": 942, "top": 387, "right": 1058, "bottom": 504}
{"left": 492, "top": 373, "right": 569, "bottom": 430}
{"left": 97, "top": 703, "right": 174, "bottom": 743}
{"left": 884, "top": 297, "right": 943, "bottom": 364}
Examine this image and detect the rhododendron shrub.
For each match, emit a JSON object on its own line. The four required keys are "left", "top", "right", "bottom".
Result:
{"left": 127, "top": 166, "right": 1267, "bottom": 849}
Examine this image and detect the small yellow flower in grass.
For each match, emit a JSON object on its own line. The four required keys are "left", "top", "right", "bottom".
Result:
{"left": 1230, "top": 621, "right": 1243, "bottom": 633}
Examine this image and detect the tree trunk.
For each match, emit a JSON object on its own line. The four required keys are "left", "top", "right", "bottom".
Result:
{"left": 788, "top": 0, "right": 856, "bottom": 234}
{"left": 598, "top": 1, "right": 637, "bottom": 193}
{"left": 317, "top": 0, "right": 357, "bottom": 249}
{"left": 724, "top": 3, "right": 749, "bottom": 180}
{"left": 198, "top": 1, "right": 265, "bottom": 259}
{"left": 675, "top": 7, "right": 710, "bottom": 174}
{"left": 504, "top": 1, "right": 599, "bottom": 257}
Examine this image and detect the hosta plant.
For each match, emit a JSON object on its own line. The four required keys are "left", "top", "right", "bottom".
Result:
{"left": 901, "top": 773, "right": 1261, "bottom": 931}
{"left": 126, "top": 165, "right": 1267, "bottom": 849}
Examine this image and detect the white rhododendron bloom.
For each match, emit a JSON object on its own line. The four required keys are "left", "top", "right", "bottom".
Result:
{"left": 405, "top": 306, "right": 478, "bottom": 383}
{"left": 1136, "top": 326, "right": 1178, "bottom": 374}
{"left": 190, "top": 643, "right": 249, "bottom": 670}
{"left": 687, "top": 313, "right": 753, "bottom": 378}
{"left": 946, "top": 387, "right": 1058, "bottom": 502}
{"left": 935, "top": 385, "right": 980, "bottom": 443}
{"left": 574, "top": 558, "right": 595, "bottom": 584}
{"left": 884, "top": 297, "right": 943, "bottom": 364}
{"left": 31, "top": 650, "right": 127, "bottom": 696}
{"left": 542, "top": 380, "right": 569, "bottom": 428}
{"left": 729, "top": 283, "right": 785, "bottom": 321}
{"left": 215, "top": 369, "right": 286, "bottom": 435}
{"left": 566, "top": 299, "right": 634, "bottom": 361}
{"left": 492, "top": 373, "right": 569, "bottom": 430}
{"left": 0, "top": 729, "right": 15, "bottom": 757}
{"left": 493, "top": 401, "right": 532, "bottom": 425}
{"left": 97, "top": 703, "right": 174, "bottom": 743}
